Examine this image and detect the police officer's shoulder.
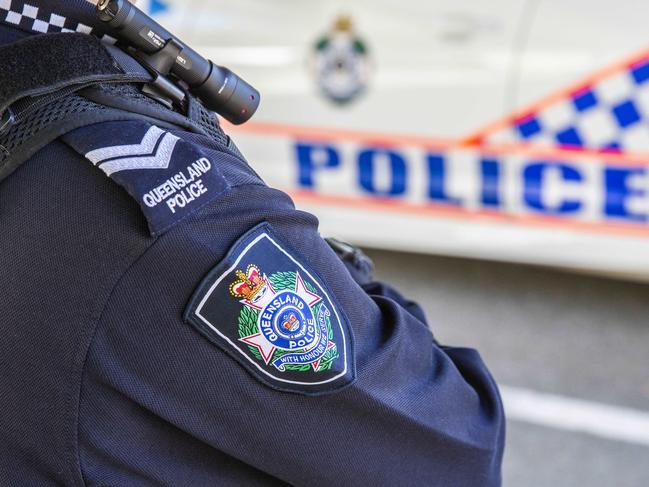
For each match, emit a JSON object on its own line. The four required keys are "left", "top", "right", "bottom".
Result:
{"left": 60, "top": 119, "right": 359, "bottom": 397}
{"left": 0, "top": 27, "right": 259, "bottom": 234}
{"left": 0, "top": 4, "right": 358, "bottom": 400}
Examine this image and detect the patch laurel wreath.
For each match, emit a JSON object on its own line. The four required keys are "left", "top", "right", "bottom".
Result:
{"left": 237, "top": 271, "right": 339, "bottom": 372}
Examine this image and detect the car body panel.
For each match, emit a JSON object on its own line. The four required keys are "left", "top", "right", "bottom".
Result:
{"left": 142, "top": 0, "right": 649, "bottom": 279}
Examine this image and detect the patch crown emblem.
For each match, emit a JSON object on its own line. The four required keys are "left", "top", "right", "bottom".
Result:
{"left": 229, "top": 265, "right": 266, "bottom": 302}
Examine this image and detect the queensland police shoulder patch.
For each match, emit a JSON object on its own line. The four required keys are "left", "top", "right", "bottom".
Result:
{"left": 184, "top": 223, "right": 355, "bottom": 395}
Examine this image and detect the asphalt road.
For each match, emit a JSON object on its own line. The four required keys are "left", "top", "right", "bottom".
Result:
{"left": 365, "top": 248, "right": 649, "bottom": 487}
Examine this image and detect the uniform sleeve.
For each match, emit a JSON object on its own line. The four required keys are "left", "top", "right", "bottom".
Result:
{"left": 77, "top": 180, "right": 505, "bottom": 487}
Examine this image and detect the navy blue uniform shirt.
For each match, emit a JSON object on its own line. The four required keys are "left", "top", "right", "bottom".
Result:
{"left": 0, "top": 1, "right": 505, "bottom": 485}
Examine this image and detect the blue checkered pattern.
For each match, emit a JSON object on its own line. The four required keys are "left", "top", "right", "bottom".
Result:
{"left": 489, "top": 58, "right": 649, "bottom": 152}
{"left": 0, "top": 0, "right": 116, "bottom": 43}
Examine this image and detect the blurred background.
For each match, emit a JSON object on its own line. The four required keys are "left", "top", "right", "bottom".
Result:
{"left": 140, "top": 1, "right": 649, "bottom": 484}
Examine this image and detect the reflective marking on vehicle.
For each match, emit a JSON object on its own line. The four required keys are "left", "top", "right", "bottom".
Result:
{"left": 226, "top": 121, "right": 649, "bottom": 237}
{"left": 464, "top": 44, "right": 649, "bottom": 148}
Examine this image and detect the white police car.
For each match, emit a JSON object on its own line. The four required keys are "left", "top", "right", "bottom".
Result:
{"left": 145, "top": 0, "right": 649, "bottom": 280}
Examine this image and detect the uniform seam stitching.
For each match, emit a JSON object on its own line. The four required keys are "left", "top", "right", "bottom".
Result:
{"left": 70, "top": 238, "right": 158, "bottom": 487}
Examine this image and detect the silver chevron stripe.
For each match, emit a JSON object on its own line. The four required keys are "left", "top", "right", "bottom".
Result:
{"left": 99, "top": 132, "right": 180, "bottom": 176}
{"left": 85, "top": 126, "right": 166, "bottom": 164}
{"left": 84, "top": 126, "right": 181, "bottom": 177}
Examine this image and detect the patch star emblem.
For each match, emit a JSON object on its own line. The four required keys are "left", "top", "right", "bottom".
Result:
{"left": 184, "top": 223, "right": 355, "bottom": 395}
{"left": 232, "top": 265, "right": 338, "bottom": 373}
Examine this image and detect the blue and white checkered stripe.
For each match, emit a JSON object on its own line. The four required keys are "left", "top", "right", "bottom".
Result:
{"left": 488, "top": 58, "right": 649, "bottom": 152}
{"left": 0, "top": 0, "right": 116, "bottom": 42}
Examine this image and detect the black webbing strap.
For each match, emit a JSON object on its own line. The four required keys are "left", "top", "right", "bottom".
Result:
{"left": 0, "top": 32, "right": 232, "bottom": 184}
{"left": 0, "top": 32, "right": 152, "bottom": 117}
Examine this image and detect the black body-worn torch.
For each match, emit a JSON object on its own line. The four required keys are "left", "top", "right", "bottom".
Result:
{"left": 96, "top": 0, "right": 260, "bottom": 125}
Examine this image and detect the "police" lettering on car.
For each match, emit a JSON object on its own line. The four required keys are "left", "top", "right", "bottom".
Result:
{"left": 295, "top": 141, "right": 649, "bottom": 224}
